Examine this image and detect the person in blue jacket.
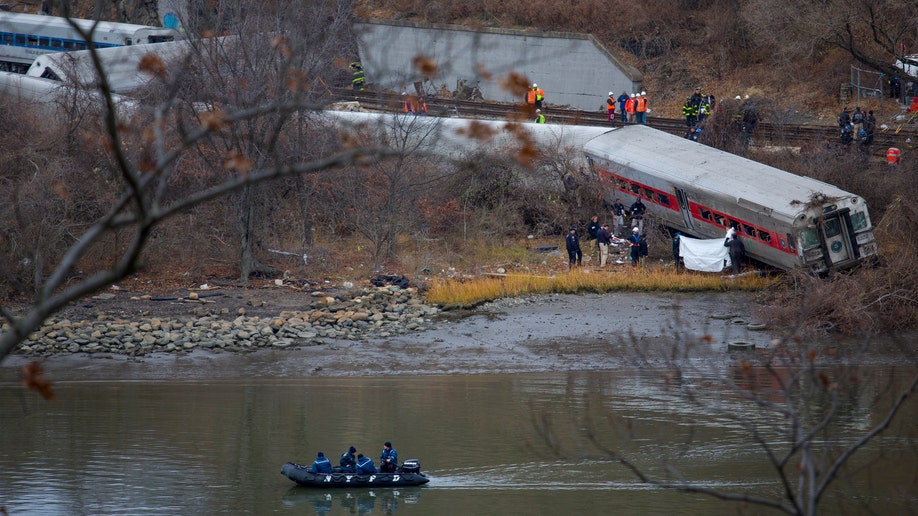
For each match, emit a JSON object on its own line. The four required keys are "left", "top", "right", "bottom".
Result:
{"left": 356, "top": 453, "right": 377, "bottom": 474}
{"left": 340, "top": 446, "right": 357, "bottom": 472}
{"left": 380, "top": 441, "right": 398, "bottom": 472}
{"left": 617, "top": 91, "right": 629, "bottom": 123}
{"left": 309, "top": 451, "right": 333, "bottom": 473}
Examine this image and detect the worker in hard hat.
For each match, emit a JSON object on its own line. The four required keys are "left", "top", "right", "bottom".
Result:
{"left": 606, "top": 92, "right": 616, "bottom": 124}
{"left": 526, "top": 83, "right": 545, "bottom": 110}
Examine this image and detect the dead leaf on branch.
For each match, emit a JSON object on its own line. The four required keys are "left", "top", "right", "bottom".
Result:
{"left": 21, "top": 361, "right": 55, "bottom": 401}
{"left": 199, "top": 110, "right": 229, "bottom": 131}
{"left": 223, "top": 151, "right": 254, "bottom": 176}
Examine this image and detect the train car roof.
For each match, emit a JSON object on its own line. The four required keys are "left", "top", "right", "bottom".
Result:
{"left": 26, "top": 39, "right": 190, "bottom": 93}
{"left": 583, "top": 125, "right": 859, "bottom": 220}
{"left": 0, "top": 11, "right": 153, "bottom": 35}
{"left": 325, "top": 110, "right": 612, "bottom": 158}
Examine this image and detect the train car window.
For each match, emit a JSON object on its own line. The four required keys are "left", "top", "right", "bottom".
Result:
{"left": 39, "top": 37, "right": 50, "bottom": 47}
{"left": 823, "top": 219, "right": 841, "bottom": 237}
{"left": 27, "top": 36, "right": 38, "bottom": 46}
{"left": 616, "top": 178, "right": 629, "bottom": 190}
{"left": 51, "top": 39, "right": 62, "bottom": 48}
{"left": 850, "top": 211, "right": 867, "bottom": 231}
{"left": 713, "top": 213, "right": 725, "bottom": 226}
{"left": 658, "top": 194, "right": 670, "bottom": 206}
{"left": 75, "top": 42, "right": 86, "bottom": 50}
{"left": 800, "top": 229, "right": 818, "bottom": 248}
{"left": 758, "top": 230, "right": 771, "bottom": 243}
{"left": 643, "top": 189, "right": 656, "bottom": 201}
{"left": 630, "top": 184, "right": 641, "bottom": 195}
{"left": 700, "top": 209, "right": 712, "bottom": 221}
{"left": 743, "top": 224, "right": 755, "bottom": 237}
{"left": 780, "top": 238, "right": 787, "bottom": 250}
{"left": 1, "top": 34, "right": 11, "bottom": 44}
{"left": 15, "top": 35, "right": 25, "bottom": 45}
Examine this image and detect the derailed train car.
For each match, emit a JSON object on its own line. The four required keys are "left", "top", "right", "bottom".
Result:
{"left": 0, "top": 12, "right": 181, "bottom": 73}
{"left": 583, "top": 125, "right": 878, "bottom": 273}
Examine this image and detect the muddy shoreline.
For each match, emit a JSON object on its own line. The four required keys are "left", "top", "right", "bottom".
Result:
{"left": 2, "top": 291, "right": 783, "bottom": 381}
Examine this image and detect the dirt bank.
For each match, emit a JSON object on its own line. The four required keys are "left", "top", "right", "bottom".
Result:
{"left": 1, "top": 290, "right": 774, "bottom": 381}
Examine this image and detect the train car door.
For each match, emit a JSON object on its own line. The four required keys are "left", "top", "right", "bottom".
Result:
{"left": 673, "top": 188, "right": 696, "bottom": 231}
{"left": 821, "top": 212, "right": 853, "bottom": 266}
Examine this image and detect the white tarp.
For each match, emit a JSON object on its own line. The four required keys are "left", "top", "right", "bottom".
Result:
{"left": 679, "top": 236, "right": 729, "bottom": 272}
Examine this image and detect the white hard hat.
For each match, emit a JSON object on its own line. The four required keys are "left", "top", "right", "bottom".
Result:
{"left": 533, "top": 83, "right": 538, "bottom": 87}
{"left": 609, "top": 92, "right": 613, "bottom": 96}
{"left": 735, "top": 95, "right": 742, "bottom": 100}
{"left": 632, "top": 227, "right": 640, "bottom": 233}
{"left": 641, "top": 91, "right": 646, "bottom": 95}
{"left": 630, "top": 93, "right": 636, "bottom": 98}
{"left": 536, "top": 109, "right": 541, "bottom": 112}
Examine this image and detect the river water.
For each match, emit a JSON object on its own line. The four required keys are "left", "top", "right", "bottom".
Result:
{"left": 1, "top": 361, "right": 916, "bottom": 515}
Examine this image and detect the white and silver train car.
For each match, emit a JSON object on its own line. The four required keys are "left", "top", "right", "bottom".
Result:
{"left": 0, "top": 12, "right": 180, "bottom": 73}
{"left": 583, "top": 125, "right": 878, "bottom": 273}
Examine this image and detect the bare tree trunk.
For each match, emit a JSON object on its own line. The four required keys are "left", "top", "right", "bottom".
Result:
{"left": 237, "top": 185, "right": 256, "bottom": 282}
{"left": 294, "top": 175, "right": 314, "bottom": 247}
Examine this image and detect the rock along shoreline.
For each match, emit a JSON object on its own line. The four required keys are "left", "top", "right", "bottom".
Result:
{"left": 8, "top": 285, "right": 439, "bottom": 358}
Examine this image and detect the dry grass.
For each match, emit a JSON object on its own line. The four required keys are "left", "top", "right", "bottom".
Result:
{"left": 425, "top": 267, "right": 774, "bottom": 307}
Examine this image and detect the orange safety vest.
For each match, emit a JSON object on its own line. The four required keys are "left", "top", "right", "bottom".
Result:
{"left": 606, "top": 97, "right": 615, "bottom": 110}
{"left": 527, "top": 89, "right": 536, "bottom": 104}
{"left": 625, "top": 98, "right": 635, "bottom": 113}
{"left": 886, "top": 147, "right": 901, "bottom": 164}
{"left": 636, "top": 97, "right": 648, "bottom": 112}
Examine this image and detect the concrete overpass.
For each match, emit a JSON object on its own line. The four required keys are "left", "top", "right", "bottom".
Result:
{"left": 355, "top": 19, "right": 643, "bottom": 112}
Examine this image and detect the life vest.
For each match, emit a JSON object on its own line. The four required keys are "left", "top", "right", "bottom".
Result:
{"left": 607, "top": 97, "right": 615, "bottom": 110}
{"left": 625, "top": 98, "right": 635, "bottom": 113}
{"left": 887, "top": 147, "right": 901, "bottom": 165}
{"left": 636, "top": 97, "right": 648, "bottom": 112}
{"left": 534, "top": 88, "right": 544, "bottom": 101}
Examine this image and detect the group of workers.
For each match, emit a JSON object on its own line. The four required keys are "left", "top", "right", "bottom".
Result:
{"left": 566, "top": 197, "right": 650, "bottom": 269}
{"left": 610, "top": 91, "right": 650, "bottom": 124}
{"left": 309, "top": 442, "right": 399, "bottom": 475}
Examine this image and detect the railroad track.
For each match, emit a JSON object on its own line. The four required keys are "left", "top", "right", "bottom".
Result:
{"left": 329, "top": 88, "right": 918, "bottom": 151}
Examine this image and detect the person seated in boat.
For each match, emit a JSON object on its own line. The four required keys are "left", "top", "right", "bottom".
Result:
{"left": 356, "top": 453, "right": 377, "bottom": 474}
{"left": 380, "top": 441, "right": 398, "bottom": 473}
{"left": 339, "top": 445, "right": 357, "bottom": 472}
{"left": 309, "top": 451, "right": 333, "bottom": 474}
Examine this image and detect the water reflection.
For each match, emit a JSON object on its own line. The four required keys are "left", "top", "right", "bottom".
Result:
{"left": 0, "top": 367, "right": 915, "bottom": 515}
{"left": 282, "top": 487, "right": 423, "bottom": 515}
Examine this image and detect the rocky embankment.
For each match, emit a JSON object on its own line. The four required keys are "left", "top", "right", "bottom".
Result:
{"left": 11, "top": 285, "right": 439, "bottom": 357}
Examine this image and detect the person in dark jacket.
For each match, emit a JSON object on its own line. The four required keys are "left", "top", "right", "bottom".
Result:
{"left": 672, "top": 232, "right": 683, "bottom": 269}
{"left": 629, "top": 198, "right": 646, "bottom": 233}
{"left": 380, "top": 442, "right": 398, "bottom": 473}
{"left": 725, "top": 232, "right": 746, "bottom": 274}
{"left": 586, "top": 215, "right": 600, "bottom": 256}
{"left": 617, "top": 92, "right": 630, "bottom": 123}
{"left": 628, "top": 227, "right": 642, "bottom": 267}
{"left": 310, "top": 452, "right": 333, "bottom": 474}
{"left": 597, "top": 224, "right": 613, "bottom": 266}
{"left": 356, "top": 454, "right": 377, "bottom": 474}
{"left": 587, "top": 216, "right": 600, "bottom": 241}
{"left": 340, "top": 446, "right": 357, "bottom": 472}
{"left": 565, "top": 225, "right": 582, "bottom": 269}
{"left": 611, "top": 198, "right": 626, "bottom": 236}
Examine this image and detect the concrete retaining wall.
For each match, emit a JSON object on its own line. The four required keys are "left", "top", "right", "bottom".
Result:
{"left": 355, "top": 19, "right": 643, "bottom": 112}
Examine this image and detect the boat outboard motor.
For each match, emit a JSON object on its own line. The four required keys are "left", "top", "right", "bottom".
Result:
{"left": 399, "top": 459, "right": 421, "bottom": 474}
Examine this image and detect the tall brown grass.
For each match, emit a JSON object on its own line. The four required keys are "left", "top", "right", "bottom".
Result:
{"left": 425, "top": 268, "right": 774, "bottom": 308}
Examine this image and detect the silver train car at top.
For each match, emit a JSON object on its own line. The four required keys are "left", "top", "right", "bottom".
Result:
{"left": 0, "top": 12, "right": 180, "bottom": 73}
{"left": 583, "top": 125, "right": 878, "bottom": 273}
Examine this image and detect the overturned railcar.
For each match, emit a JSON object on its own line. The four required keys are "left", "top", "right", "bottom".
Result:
{"left": 583, "top": 125, "right": 878, "bottom": 273}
